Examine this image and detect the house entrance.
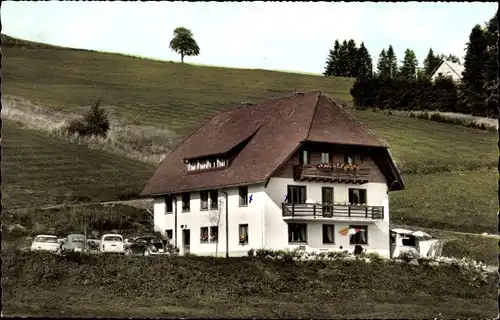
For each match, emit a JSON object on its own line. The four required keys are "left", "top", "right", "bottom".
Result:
{"left": 182, "top": 229, "right": 190, "bottom": 254}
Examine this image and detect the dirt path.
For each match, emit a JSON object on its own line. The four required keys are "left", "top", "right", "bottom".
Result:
{"left": 6, "top": 199, "right": 153, "bottom": 213}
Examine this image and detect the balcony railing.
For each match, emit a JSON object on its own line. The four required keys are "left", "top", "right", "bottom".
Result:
{"left": 293, "top": 165, "right": 370, "bottom": 183}
{"left": 282, "top": 202, "right": 384, "bottom": 220}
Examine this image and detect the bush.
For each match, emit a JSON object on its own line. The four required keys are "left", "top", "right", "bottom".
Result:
{"left": 66, "top": 100, "right": 110, "bottom": 137}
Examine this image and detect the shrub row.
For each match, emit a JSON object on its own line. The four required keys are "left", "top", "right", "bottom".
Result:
{"left": 384, "top": 109, "right": 497, "bottom": 132}
{"left": 2, "top": 249, "right": 494, "bottom": 302}
{"left": 350, "top": 76, "right": 496, "bottom": 118}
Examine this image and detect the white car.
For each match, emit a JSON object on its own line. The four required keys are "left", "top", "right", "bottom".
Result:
{"left": 31, "top": 235, "right": 61, "bottom": 253}
{"left": 100, "top": 234, "right": 125, "bottom": 254}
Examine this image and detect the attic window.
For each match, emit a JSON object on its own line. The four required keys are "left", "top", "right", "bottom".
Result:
{"left": 187, "top": 157, "right": 228, "bottom": 172}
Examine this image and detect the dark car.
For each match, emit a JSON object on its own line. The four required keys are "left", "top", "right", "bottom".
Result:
{"left": 124, "top": 236, "right": 166, "bottom": 256}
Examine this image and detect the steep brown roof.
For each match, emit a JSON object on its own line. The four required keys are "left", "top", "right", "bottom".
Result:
{"left": 306, "top": 94, "right": 387, "bottom": 147}
{"left": 141, "top": 91, "right": 403, "bottom": 197}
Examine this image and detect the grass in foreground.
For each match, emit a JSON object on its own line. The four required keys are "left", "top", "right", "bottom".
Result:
{"left": 1, "top": 251, "right": 495, "bottom": 318}
{"left": 1, "top": 120, "right": 154, "bottom": 209}
{"left": 390, "top": 171, "right": 498, "bottom": 234}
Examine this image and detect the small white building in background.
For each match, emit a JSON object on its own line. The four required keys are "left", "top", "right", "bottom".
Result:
{"left": 141, "top": 91, "right": 405, "bottom": 258}
{"left": 430, "top": 59, "right": 464, "bottom": 83}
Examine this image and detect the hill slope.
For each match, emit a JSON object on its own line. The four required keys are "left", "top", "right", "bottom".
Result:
{"left": 1, "top": 120, "right": 154, "bottom": 209}
{"left": 1, "top": 35, "right": 354, "bottom": 134}
{"left": 1, "top": 35, "right": 497, "bottom": 235}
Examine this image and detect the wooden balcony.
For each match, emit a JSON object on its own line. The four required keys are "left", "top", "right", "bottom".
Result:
{"left": 293, "top": 165, "right": 370, "bottom": 183}
{"left": 282, "top": 203, "right": 384, "bottom": 220}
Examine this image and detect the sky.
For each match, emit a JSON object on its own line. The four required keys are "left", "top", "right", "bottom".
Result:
{"left": 2, "top": 1, "right": 497, "bottom": 74}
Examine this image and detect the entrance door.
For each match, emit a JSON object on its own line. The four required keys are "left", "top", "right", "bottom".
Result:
{"left": 182, "top": 229, "right": 190, "bottom": 254}
{"left": 322, "top": 187, "right": 334, "bottom": 216}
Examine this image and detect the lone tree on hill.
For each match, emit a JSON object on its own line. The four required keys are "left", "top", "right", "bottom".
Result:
{"left": 169, "top": 27, "right": 200, "bottom": 63}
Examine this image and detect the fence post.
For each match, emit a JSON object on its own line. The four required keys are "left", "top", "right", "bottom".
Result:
{"left": 313, "top": 204, "right": 316, "bottom": 218}
{"left": 348, "top": 206, "right": 351, "bottom": 218}
{"left": 365, "top": 207, "right": 368, "bottom": 218}
{"left": 292, "top": 203, "right": 295, "bottom": 217}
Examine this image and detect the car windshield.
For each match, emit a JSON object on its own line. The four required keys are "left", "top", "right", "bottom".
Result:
{"left": 37, "top": 236, "right": 58, "bottom": 243}
{"left": 103, "top": 236, "right": 122, "bottom": 242}
{"left": 148, "top": 238, "right": 162, "bottom": 244}
{"left": 71, "top": 236, "right": 85, "bottom": 243}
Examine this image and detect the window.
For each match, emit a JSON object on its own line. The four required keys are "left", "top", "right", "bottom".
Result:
{"left": 209, "top": 190, "right": 218, "bottom": 209}
{"left": 239, "top": 224, "right": 248, "bottom": 244}
{"left": 187, "top": 158, "right": 227, "bottom": 171}
{"left": 200, "top": 191, "right": 209, "bottom": 210}
{"left": 322, "top": 225, "right": 335, "bottom": 244}
{"left": 287, "top": 185, "right": 306, "bottom": 204}
{"left": 322, "top": 187, "right": 334, "bottom": 215}
{"left": 165, "top": 195, "right": 173, "bottom": 213}
{"left": 288, "top": 223, "right": 307, "bottom": 243}
{"left": 349, "top": 225, "right": 368, "bottom": 245}
{"left": 299, "top": 150, "right": 310, "bottom": 165}
{"left": 344, "top": 154, "right": 355, "bottom": 165}
{"left": 210, "top": 226, "right": 218, "bottom": 242}
{"left": 321, "top": 152, "right": 330, "bottom": 164}
{"left": 209, "top": 159, "right": 217, "bottom": 168}
{"left": 182, "top": 193, "right": 190, "bottom": 212}
{"left": 165, "top": 229, "right": 173, "bottom": 240}
{"left": 348, "top": 189, "right": 367, "bottom": 205}
{"left": 200, "top": 227, "right": 209, "bottom": 242}
{"left": 239, "top": 186, "right": 248, "bottom": 206}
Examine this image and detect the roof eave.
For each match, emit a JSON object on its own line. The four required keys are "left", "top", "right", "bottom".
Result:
{"left": 142, "top": 179, "right": 269, "bottom": 197}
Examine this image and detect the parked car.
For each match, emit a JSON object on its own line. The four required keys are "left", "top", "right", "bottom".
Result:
{"left": 61, "top": 233, "right": 87, "bottom": 253}
{"left": 100, "top": 234, "right": 125, "bottom": 254}
{"left": 30, "top": 235, "right": 60, "bottom": 253}
{"left": 124, "top": 236, "right": 166, "bottom": 256}
{"left": 390, "top": 228, "right": 444, "bottom": 259}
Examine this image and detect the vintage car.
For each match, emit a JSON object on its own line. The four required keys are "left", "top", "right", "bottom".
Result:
{"left": 100, "top": 234, "right": 125, "bottom": 254}
{"left": 390, "top": 228, "right": 444, "bottom": 259}
{"left": 30, "top": 235, "right": 61, "bottom": 253}
{"left": 124, "top": 236, "right": 166, "bottom": 256}
{"left": 61, "top": 234, "right": 87, "bottom": 253}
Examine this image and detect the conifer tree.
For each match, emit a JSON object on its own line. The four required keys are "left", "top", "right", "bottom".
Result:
{"left": 324, "top": 40, "right": 341, "bottom": 76}
{"left": 400, "top": 49, "right": 419, "bottom": 80}
{"left": 356, "top": 42, "right": 373, "bottom": 79}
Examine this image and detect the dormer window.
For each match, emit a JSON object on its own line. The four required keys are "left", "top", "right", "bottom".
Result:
{"left": 321, "top": 152, "right": 330, "bottom": 164}
{"left": 187, "top": 157, "right": 228, "bottom": 172}
{"left": 299, "top": 150, "right": 310, "bottom": 165}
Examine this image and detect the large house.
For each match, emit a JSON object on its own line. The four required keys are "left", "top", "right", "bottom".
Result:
{"left": 430, "top": 59, "right": 464, "bottom": 83}
{"left": 140, "top": 91, "right": 405, "bottom": 258}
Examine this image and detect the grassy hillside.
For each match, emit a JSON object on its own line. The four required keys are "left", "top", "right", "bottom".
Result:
{"left": 2, "top": 36, "right": 496, "bottom": 169}
{"left": 1, "top": 41, "right": 354, "bottom": 134}
{"left": 1, "top": 35, "right": 497, "bottom": 235}
{"left": 2, "top": 250, "right": 495, "bottom": 318}
{"left": 1, "top": 120, "right": 154, "bottom": 209}
{"left": 391, "top": 171, "right": 497, "bottom": 234}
